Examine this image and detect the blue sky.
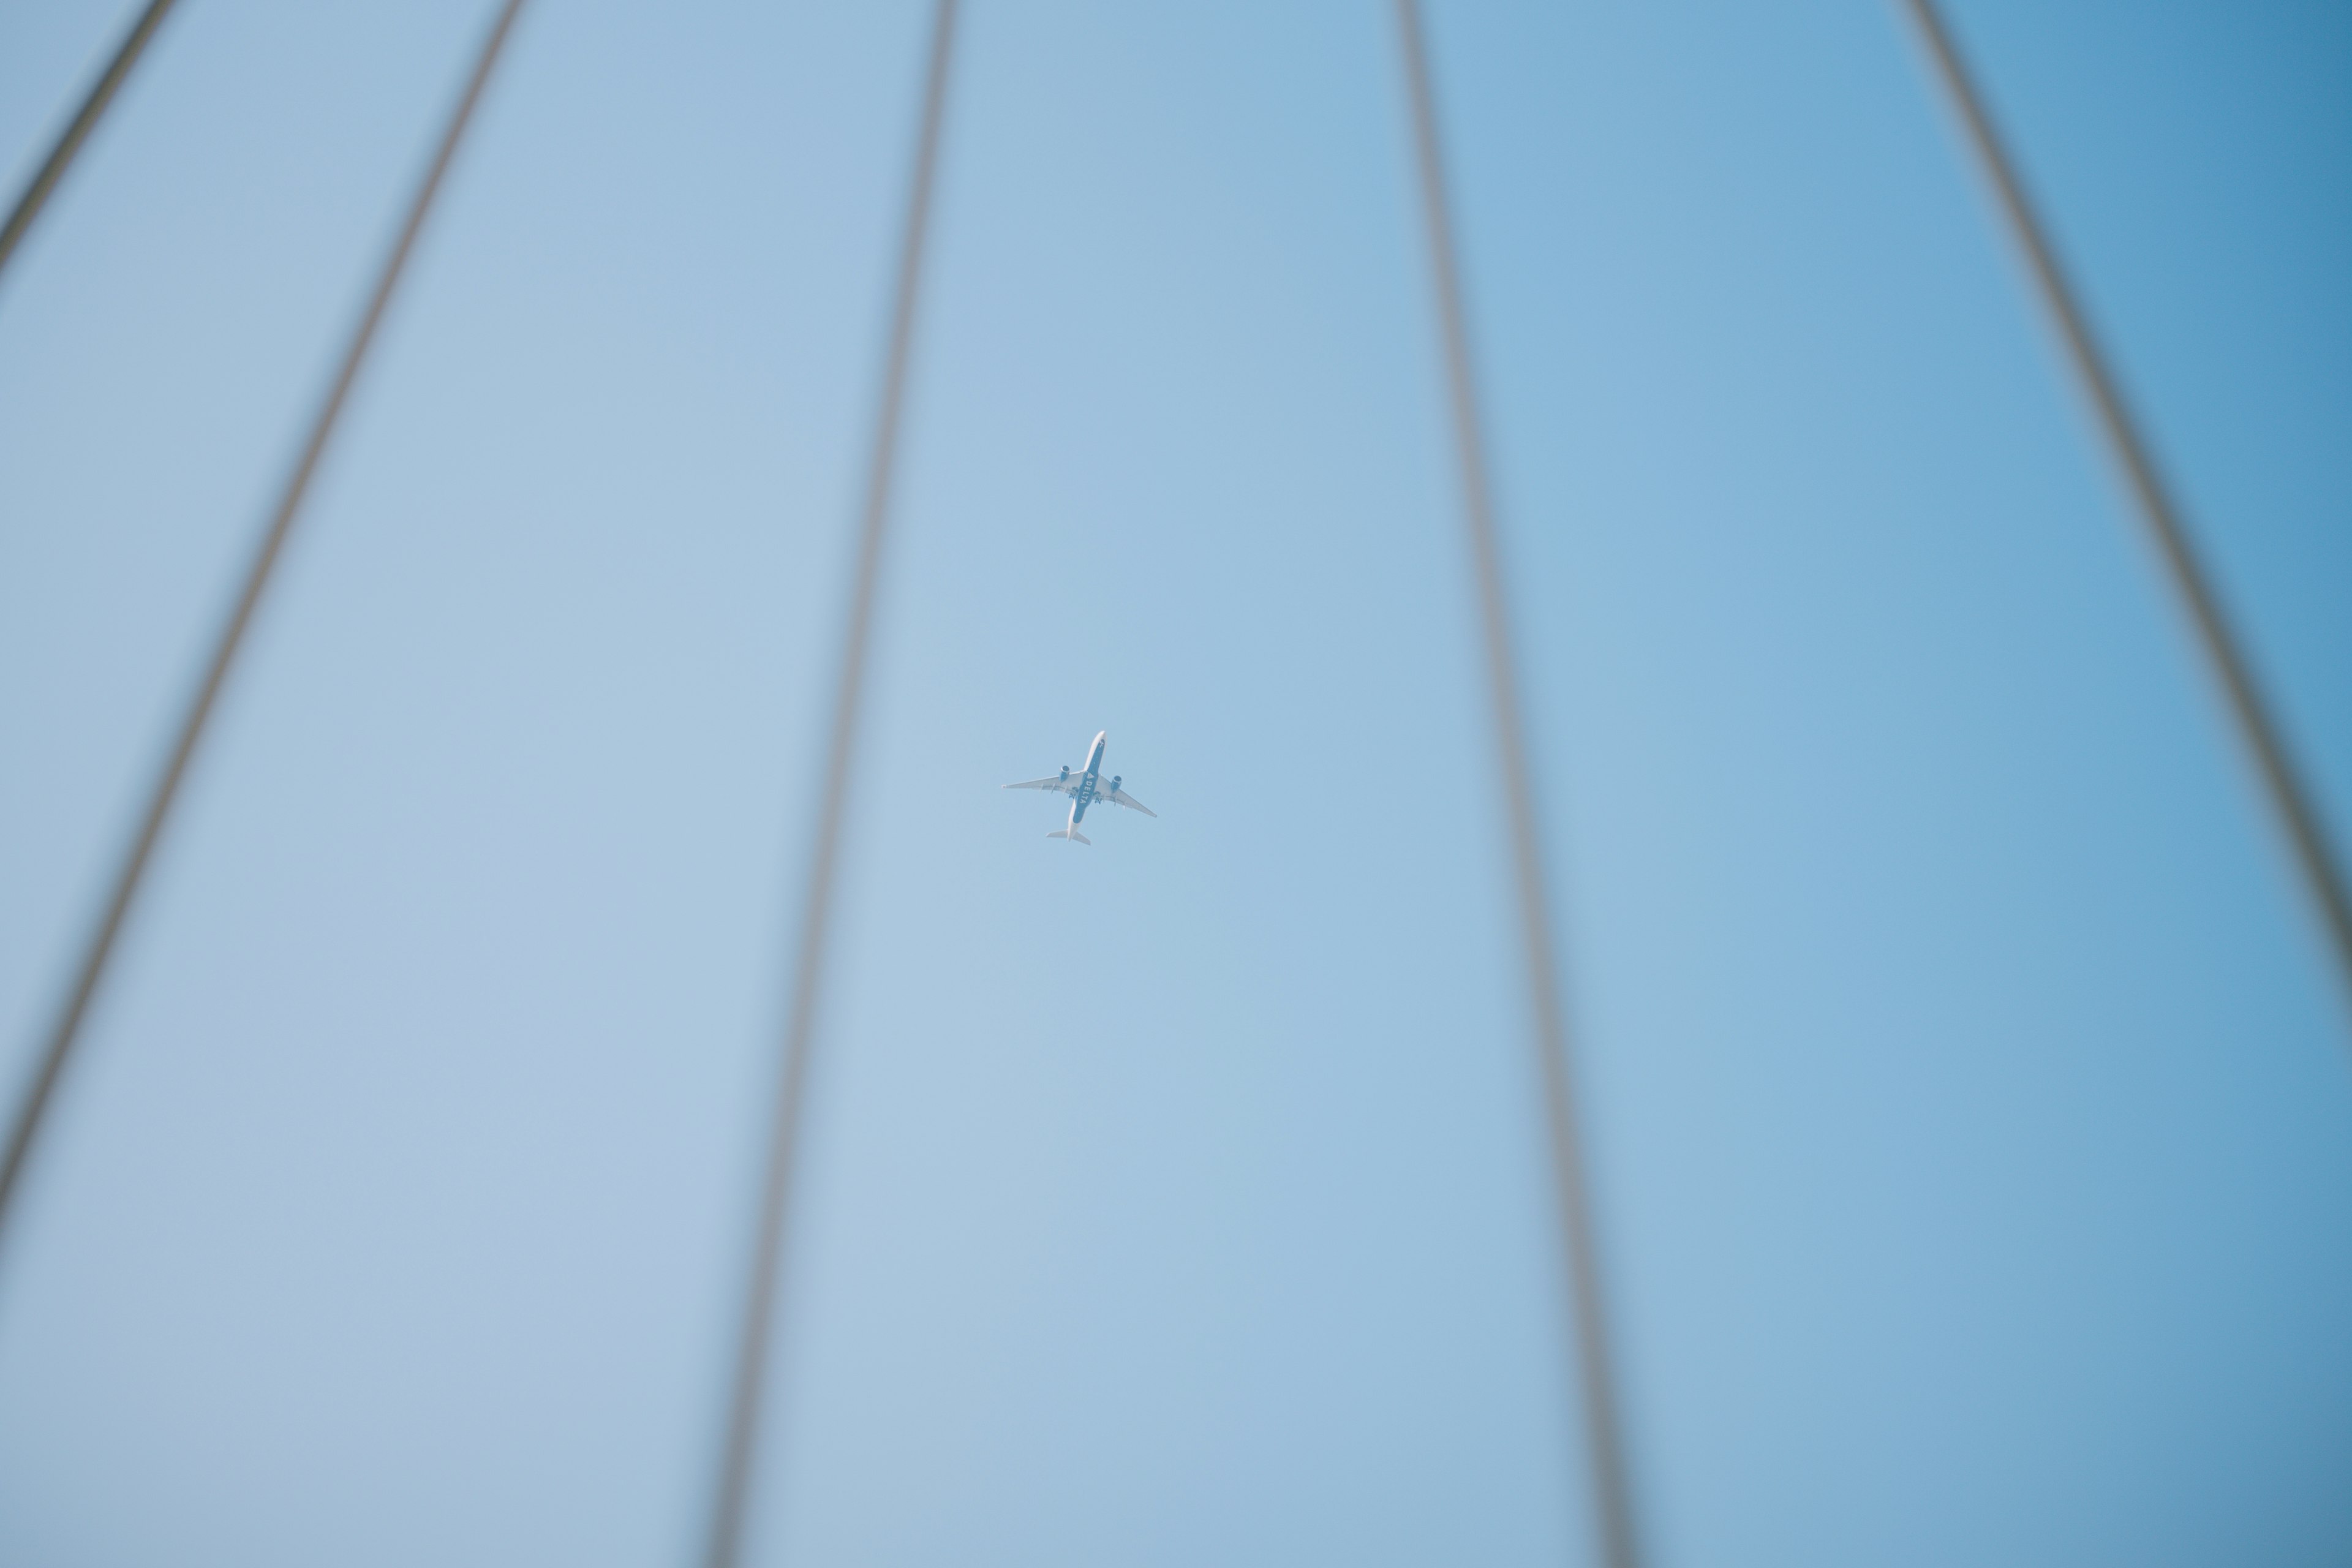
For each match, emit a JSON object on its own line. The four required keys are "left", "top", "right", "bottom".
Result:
{"left": 1, "top": 2, "right": 2346, "bottom": 1565}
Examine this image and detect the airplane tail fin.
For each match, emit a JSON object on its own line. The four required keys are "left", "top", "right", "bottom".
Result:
{"left": 1047, "top": 828, "right": 1091, "bottom": 845}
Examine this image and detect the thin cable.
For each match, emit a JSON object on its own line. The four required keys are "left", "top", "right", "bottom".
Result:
{"left": 0, "top": 0, "right": 183, "bottom": 288}
{"left": 699, "top": 4, "right": 959, "bottom": 1566}
{"left": 1392, "top": 5, "right": 1644, "bottom": 1567}
{"left": 0, "top": 0, "right": 532, "bottom": 1254}
{"left": 1901, "top": 0, "right": 2352, "bottom": 1021}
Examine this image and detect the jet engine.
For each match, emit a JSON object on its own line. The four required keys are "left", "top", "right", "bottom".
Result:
{"left": 1110, "top": 775, "right": 1122, "bottom": 794}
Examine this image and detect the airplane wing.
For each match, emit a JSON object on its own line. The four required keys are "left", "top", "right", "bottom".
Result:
{"left": 1003, "top": 776, "right": 1076, "bottom": 796}
{"left": 1105, "top": 785, "right": 1156, "bottom": 817}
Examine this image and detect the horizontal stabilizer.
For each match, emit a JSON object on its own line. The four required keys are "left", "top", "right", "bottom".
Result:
{"left": 1047, "top": 828, "right": 1091, "bottom": 845}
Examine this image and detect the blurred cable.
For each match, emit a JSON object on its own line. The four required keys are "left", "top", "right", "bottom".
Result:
{"left": 1392, "top": 5, "right": 1646, "bottom": 1567}
{"left": 1901, "top": 0, "right": 2352, "bottom": 1022}
{"left": 0, "top": 0, "right": 184, "bottom": 289}
{"left": 698, "top": 4, "right": 959, "bottom": 1566}
{"left": 0, "top": 0, "right": 532, "bottom": 1255}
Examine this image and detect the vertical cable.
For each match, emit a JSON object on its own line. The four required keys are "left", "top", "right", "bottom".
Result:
{"left": 1392, "top": 5, "right": 1644, "bottom": 1567}
{"left": 1900, "top": 0, "right": 2352, "bottom": 1021}
{"left": 0, "top": 0, "right": 532, "bottom": 1254}
{"left": 0, "top": 0, "right": 183, "bottom": 288}
{"left": 699, "top": 4, "right": 959, "bottom": 1565}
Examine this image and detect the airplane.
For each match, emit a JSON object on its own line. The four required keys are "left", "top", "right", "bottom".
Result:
{"left": 1003, "top": 729, "right": 1156, "bottom": 845}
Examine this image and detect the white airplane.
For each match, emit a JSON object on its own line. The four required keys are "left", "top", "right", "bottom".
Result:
{"left": 1003, "top": 729, "right": 1156, "bottom": 845}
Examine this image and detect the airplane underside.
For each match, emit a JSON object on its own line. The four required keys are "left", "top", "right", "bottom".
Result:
{"left": 1049, "top": 795, "right": 1092, "bottom": 844}
{"left": 1004, "top": 729, "right": 1154, "bottom": 846}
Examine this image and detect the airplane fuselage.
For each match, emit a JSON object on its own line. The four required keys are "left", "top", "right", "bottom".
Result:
{"left": 1065, "top": 730, "right": 1109, "bottom": 829}
{"left": 1006, "top": 729, "right": 1150, "bottom": 844}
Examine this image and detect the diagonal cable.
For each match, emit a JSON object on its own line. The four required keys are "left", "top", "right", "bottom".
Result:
{"left": 1900, "top": 0, "right": 2352, "bottom": 1024}
{"left": 0, "top": 0, "right": 183, "bottom": 288}
{"left": 0, "top": 0, "right": 532, "bottom": 1256}
{"left": 1392, "top": 4, "right": 1645, "bottom": 1566}
{"left": 698, "top": 4, "right": 959, "bottom": 1566}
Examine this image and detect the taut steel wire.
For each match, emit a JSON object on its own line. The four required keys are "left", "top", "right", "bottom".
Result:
{"left": 0, "top": 0, "right": 533, "bottom": 1257}
{"left": 1392, "top": 4, "right": 1646, "bottom": 1566}
{"left": 1902, "top": 0, "right": 2352, "bottom": 1027}
{"left": 699, "top": 4, "right": 960, "bottom": 1565}
{"left": 0, "top": 0, "right": 183, "bottom": 287}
